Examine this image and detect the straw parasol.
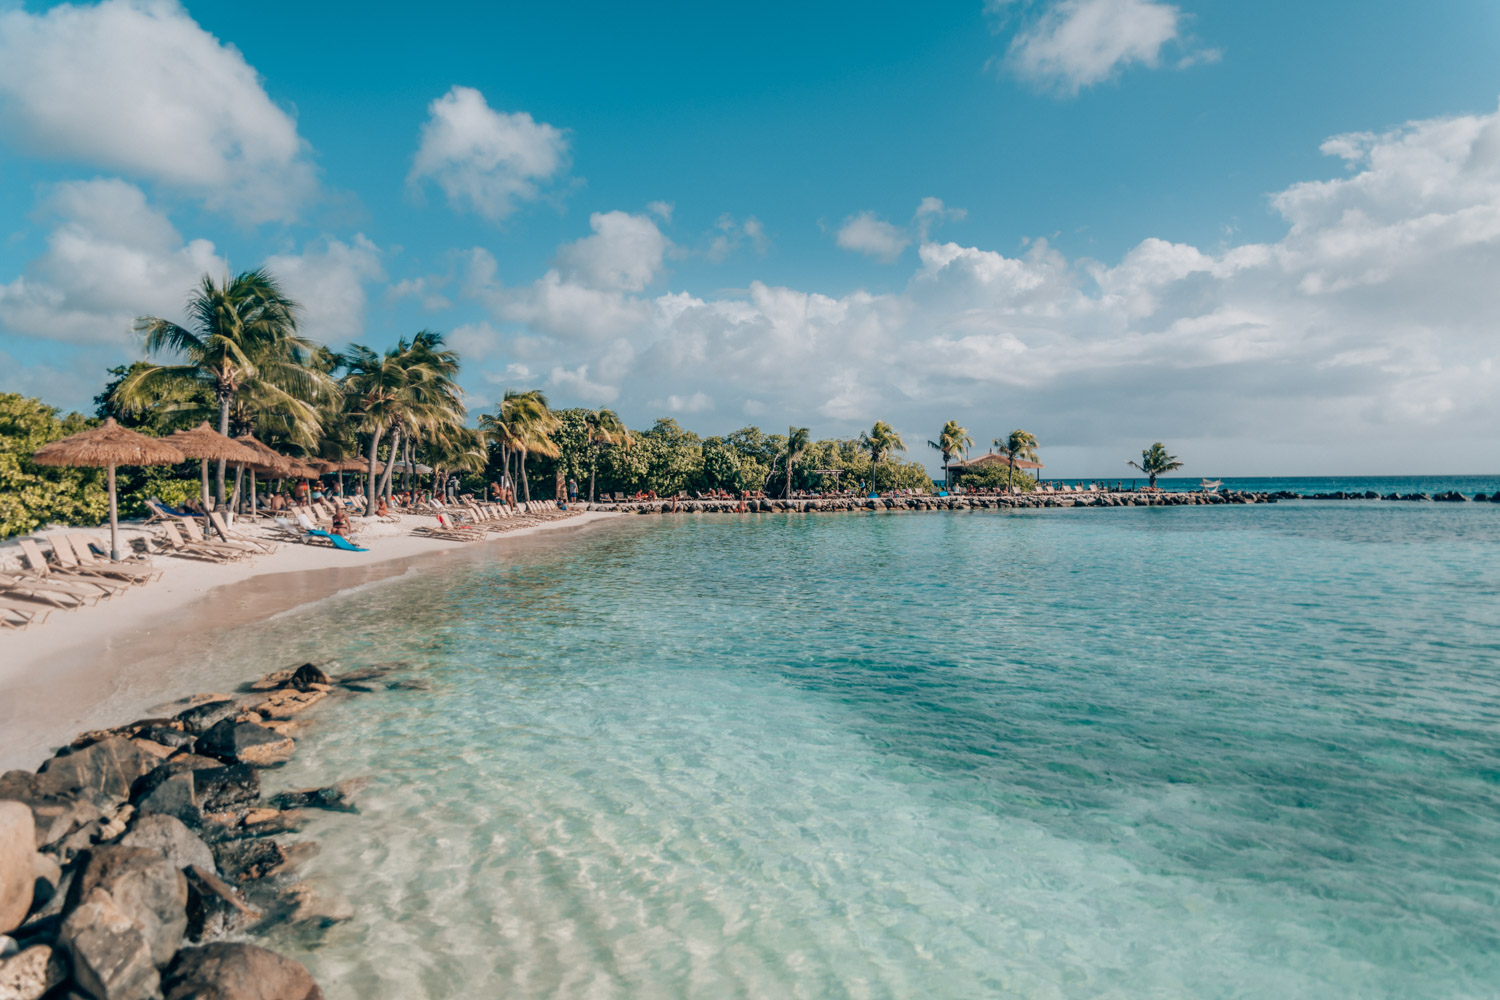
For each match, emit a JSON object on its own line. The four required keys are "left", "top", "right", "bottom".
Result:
{"left": 166, "top": 423, "right": 261, "bottom": 515}
{"left": 234, "top": 435, "right": 295, "bottom": 476}
{"left": 32, "top": 418, "right": 185, "bottom": 561}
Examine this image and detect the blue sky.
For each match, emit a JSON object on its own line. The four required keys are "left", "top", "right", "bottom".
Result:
{"left": 2, "top": 0, "right": 1500, "bottom": 475}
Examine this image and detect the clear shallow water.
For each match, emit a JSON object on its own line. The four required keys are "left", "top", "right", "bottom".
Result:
{"left": 198, "top": 504, "right": 1500, "bottom": 998}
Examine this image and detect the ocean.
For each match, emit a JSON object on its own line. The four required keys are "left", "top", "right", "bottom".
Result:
{"left": 1051, "top": 474, "right": 1500, "bottom": 496}
{"left": 196, "top": 500, "right": 1500, "bottom": 998}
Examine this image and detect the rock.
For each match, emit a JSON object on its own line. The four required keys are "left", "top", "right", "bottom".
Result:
{"left": 58, "top": 888, "right": 159, "bottom": 1000}
{"left": 121, "top": 815, "right": 215, "bottom": 874}
{"left": 288, "top": 664, "right": 330, "bottom": 692}
{"left": 280, "top": 882, "right": 353, "bottom": 928}
{"left": 35, "top": 737, "right": 153, "bottom": 811}
{"left": 131, "top": 772, "right": 201, "bottom": 827}
{"left": 268, "top": 778, "right": 366, "bottom": 814}
{"left": 0, "top": 944, "right": 66, "bottom": 1000}
{"left": 127, "top": 739, "right": 175, "bottom": 762}
{"left": 29, "top": 853, "right": 61, "bottom": 912}
{"left": 273, "top": 842, "right": 320, "bottom": 875}
{"left": 0, "top": 803, "right": 34, "bottom": 934}
{"left": 67, "top": 846, "right": 187, "bottom": 967}
{"left": 334, "top": 663, "right": 406, "bottom": 685}
{"left": 195, "top": 721, "right": 295, "bottom": 768}
{"left": 245, "top": 669, "right": 297, "bottom": 692}
{"left": 209, "top": 839, "right": 286, "bottom": 884}
{"left": 258, "top": 719, "right": 308, "bottom": 739}
{"left": 137, "top": 726, "right": 195, "bottom": 751}
{"left": 249, "top": 689, "right": 327, "bottom": 721}
{"left": 0, "top": 773, "right": 103, "bottom": 849}
{"left": 183, "top": 867, "right": 260, "bottom": 943}
{"left": 193, "top": 766, "right": 259, "bottom": 814}
{"left": 163, "top": 943, "right": 322, "bottom": 1000}
{"left": 385, "top": 679, "right": 431, "bottom": 692}
{"left": 174, "top": 700, "right": 241, "bottom": 735}
{"left": 230, "top": 809, "right": 308, "bottom": 839}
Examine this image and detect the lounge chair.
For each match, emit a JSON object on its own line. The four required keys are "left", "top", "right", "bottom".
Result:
{"left": 0, "top": 572, "right": 90, "bottom": 608}
{"left": 0, "top": 598, "right": 51, "bottom": 629}
{"left": 48, "top": 534, "right": 158, "bottom": 585}
{"left": 178, "top": 517, "right": 261, "bottom": 557}
{"left": 156, "top": 522, "right": 246, "bottom": 562}
{"left": 208, "top": 512, "right": 279, "bottom": 554}
{"left": 15, "top": 539, "right": 126, "bottom": 597}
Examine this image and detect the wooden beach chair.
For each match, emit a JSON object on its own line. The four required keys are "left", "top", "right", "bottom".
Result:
{"left": 179, "top": 517, "right": 261, "bottom": 558}
{"left": 66, "top": 534, "right": 163, "bottom": 580}
{"left": 0, "top": 597, "right": 51, "bottom": 629}
{"left": 156, "top": 522, "right": 246, "bottom": 562}
{"left": 16, "top": 538, "right": 126, "bottom": 597}
{"left": 46, "top": 533, "right": 155, "bottom": 585}
{"left": 209, "top": 512, "right": 279, "bottom": 554}
{"left": 0, "top": 572, "right": 90, "bottom": 608}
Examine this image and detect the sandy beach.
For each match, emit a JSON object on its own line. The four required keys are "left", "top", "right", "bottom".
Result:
{"left": 0, "top": 510, "right": 619, "bottom": 771}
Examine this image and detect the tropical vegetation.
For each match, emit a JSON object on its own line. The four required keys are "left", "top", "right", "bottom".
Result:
{"left": 929, "top": 420, "right": 973, "bottom": 490}
{"left": 1127, "top": 442, "right": 1184, "bottom": 488}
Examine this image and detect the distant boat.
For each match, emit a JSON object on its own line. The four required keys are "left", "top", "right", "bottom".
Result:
{"left": 1200, "top": 478, "right": 1223, "bottom": 492}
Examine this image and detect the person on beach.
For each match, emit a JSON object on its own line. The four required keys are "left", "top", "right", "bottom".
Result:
{"left": 446, "top": 474, "right": 459, "bottom": 502}
{"left": 330, "top": 506, "right": 351, "bottom": 539}
{"left": 567, "top": 477, "right": 578, "bottom": 503}
{"left": 375, "top": 496, "right": 389, "bottom": 518}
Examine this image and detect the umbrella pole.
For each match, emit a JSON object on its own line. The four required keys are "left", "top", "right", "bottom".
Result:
{"left": 200, "top": 459, "right": 211, "bottom": 513}
{"left": 108, "top": 463, "right": 120, "bottom": 561}
{"left": 251, "top": 470, "right": 258, "bottom": 516}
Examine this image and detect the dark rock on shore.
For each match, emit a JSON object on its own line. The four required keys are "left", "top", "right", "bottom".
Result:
{"left": 277, "top": 882, "right": 354, "bottom": 930}
{"left": 163, "top": 942, "right": 323, "bottom": 1000}
{"left": 65, "top": 847, "right": 187, "bottom": 966}
{"left": 59, "top": 888, "right": 161, "bottom": 1000}
{"left": 183, "top": 866, "right": 260, "bottom": 943}
{"left": 196, "top": 721, "right": 295, "bottom": 768}
{"left": 133, "top": 763, "right": 259, "bottom": 827}
{"left": 209, "top": 839, "right": 286, "bottom": 884}
{"left": 174, "top": 700, "right": 241, "bottom": 736}
{"left": 268, "top": 779, "right": 366, "bottom": 814}
{"left": 120, "top": 816, "right": 214, "bottom": 874}
{"left": 0, "top": 943, "right": 67, "bottom": 998}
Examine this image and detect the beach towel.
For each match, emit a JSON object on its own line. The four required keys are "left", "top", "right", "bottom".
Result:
{"left": 307, "top": 527, "right": 368, "bottom": 552}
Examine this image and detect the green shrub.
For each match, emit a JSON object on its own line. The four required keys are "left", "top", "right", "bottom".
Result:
{"left": 0, "top": 393, "right": 110, "bottom": 537}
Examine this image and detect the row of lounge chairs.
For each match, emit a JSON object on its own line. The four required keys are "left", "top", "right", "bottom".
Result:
{"left": 0, "top": 534, "right": 164, "bottom": 629}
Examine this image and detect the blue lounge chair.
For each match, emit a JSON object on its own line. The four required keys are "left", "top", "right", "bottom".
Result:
{"left": 307, "top": 528, "right": 368, "bottom": 552}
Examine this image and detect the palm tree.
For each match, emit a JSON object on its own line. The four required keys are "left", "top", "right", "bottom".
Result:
{"left": 340, "top": 332, "right": 465, "bottom": 512}
{"left": 491, "top": 389, "right": 558, "bottom": 502}
{"left": 994, "top": 429, "right": 1039, "bottom": 493}
{"left": 783, "top": 426, "right": 810, "bottom": 499}
{"left": 928, "top": 420, "right": 973, "bottom": 490}
{"left": 859, "top": 420, "right": 905, "bottom": 494}
{"left": 585, "top": 408, "right": 631, "bottom": 502}
{"left": 1126, "top": 442, "right": 1184, "bottom": 489}
{"left": 116, "top": 268, "right": 326, "bottom": 503}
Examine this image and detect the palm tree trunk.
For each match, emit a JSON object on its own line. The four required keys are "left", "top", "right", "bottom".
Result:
{"left": 215, "top": 394, "right": 231, "bottom": 504}
{"left": 588, "top": 450, "right": 597, "bottom": 503}
{"left": 200, "top": 459, "right": 210, "bottom": 514}
{"left": 520, "top": 448, "right": 531, "bottom": 501}
{"left": 1007, "top": 458, "right": 1014, "bottom": 493}
{"left": 250, "top": 470, "right": 258, "bottom": 515}
{"left": 107, "top": 463, "right": 119, "bottom": 561}
{"left": 366, "top": 428, "right": 383, "bottom": 513}
{"left": 231, "top": 463, "right": 245, "bottom": 513}
{"left": 378, "top": 428, "right": 401, "bottom": 499}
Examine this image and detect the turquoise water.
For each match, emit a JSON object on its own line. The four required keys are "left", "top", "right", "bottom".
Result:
{"left": 214, "top": 504, "right": 1500, "bottom": 998}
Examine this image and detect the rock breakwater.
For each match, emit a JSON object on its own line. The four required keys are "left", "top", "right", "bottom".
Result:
{"left": 0, "top": 659, "right": 418, "bottom": 999}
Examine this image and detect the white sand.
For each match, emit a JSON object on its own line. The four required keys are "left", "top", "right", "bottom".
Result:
{"left": 0, "top": 510, "right": 620, "bottom": 770}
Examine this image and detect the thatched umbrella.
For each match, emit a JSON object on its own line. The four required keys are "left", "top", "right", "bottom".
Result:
{"left": 233, "top": 435, "right": 294, "bottom": 514}
{"left": 166, "top": 423, "right": 261, "bottom": 515}
{"left": 32, "top": 418, "right": 185, "bottom": 560}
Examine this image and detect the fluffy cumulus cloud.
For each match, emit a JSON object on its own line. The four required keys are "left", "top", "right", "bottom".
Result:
{"left": 464, "top": 103, "right": 1500, "bottom": 472}
{"left": 0, "top": 0, "right": 315, "bottom": 222}
{"left": 995, "top": 0, "right": 1217, "bottom": 95}
{"left": 264, "top": 236, "right": 385, "bottom": 343}
{"left": 0, "top": 178, "right": 223, "bottom": 346}
{"left": 409, "top": 86, "right": 570, "bottom": 221}
{"left": 835, "top": 198, "right": 966, "bottom": 262}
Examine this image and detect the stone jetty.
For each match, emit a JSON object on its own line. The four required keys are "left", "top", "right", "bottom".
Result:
{"left": 582, "top": 489, "right": 1277, "bottom": 516}
{"left": 0, "top": 660, "right": 414, "bottom": 999}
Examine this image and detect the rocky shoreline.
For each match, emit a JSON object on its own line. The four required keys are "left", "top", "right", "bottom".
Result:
{"left": 0, "top": 660, "right": 412, "bottom": 999}
{"left": 583, "top": 487, "right": 1500, "bottom": 516}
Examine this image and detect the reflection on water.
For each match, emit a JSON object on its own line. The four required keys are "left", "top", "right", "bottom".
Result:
{"left": 184, "top": 504, "right": 1500, "bottom": 998}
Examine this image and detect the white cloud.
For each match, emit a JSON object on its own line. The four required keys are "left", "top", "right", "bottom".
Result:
{"left": 654, "top": 391, "right": 713, "bottom": 414}
{"left": 835, "top": 211, "right": 911, "bottom": 262}
{"left": 835, "top": 199, "right": 966, "bottom": 261}
{"left": 706, "top": 214, "right": 772, "bottom": 262}
{"left": 0, "top": 0, "right": 315, "bottom": 222}
{"left": 1002, "top": 0, "right": 1209, "bottom": 95}
{"left": 548, "top": 364, "right": 618, "bottom": 404}
{"left": 448, "top": 320, "right": 502, "bottom": 361}
{"left": 264, "top": 235, "right": 385, "bottom": 344}
{"left": 0, "top": 179, "right": 222, "bottom": 346}
{"left": 466, "top": 103, "right": 1500, "bottom": 472}
{"left": 386, "top": 275, "right": 452, "bottom": 311}
{"left": 555, "top": 210, "right": 672, "bottom": 292}
{"left": 408, "top": 86, "right": 569, "bottom": 221}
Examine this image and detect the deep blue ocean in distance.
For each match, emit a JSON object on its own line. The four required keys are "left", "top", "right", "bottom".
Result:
{"left": 166, "top": 499, "right": 1500, "bottom": 998}
{"left": 1052, "top": 474, "right": 1500, "bottom": 496}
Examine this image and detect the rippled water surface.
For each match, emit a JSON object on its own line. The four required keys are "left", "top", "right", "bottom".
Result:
{"left": 201, "top": 504, "right": 1500, "bottom": 998}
